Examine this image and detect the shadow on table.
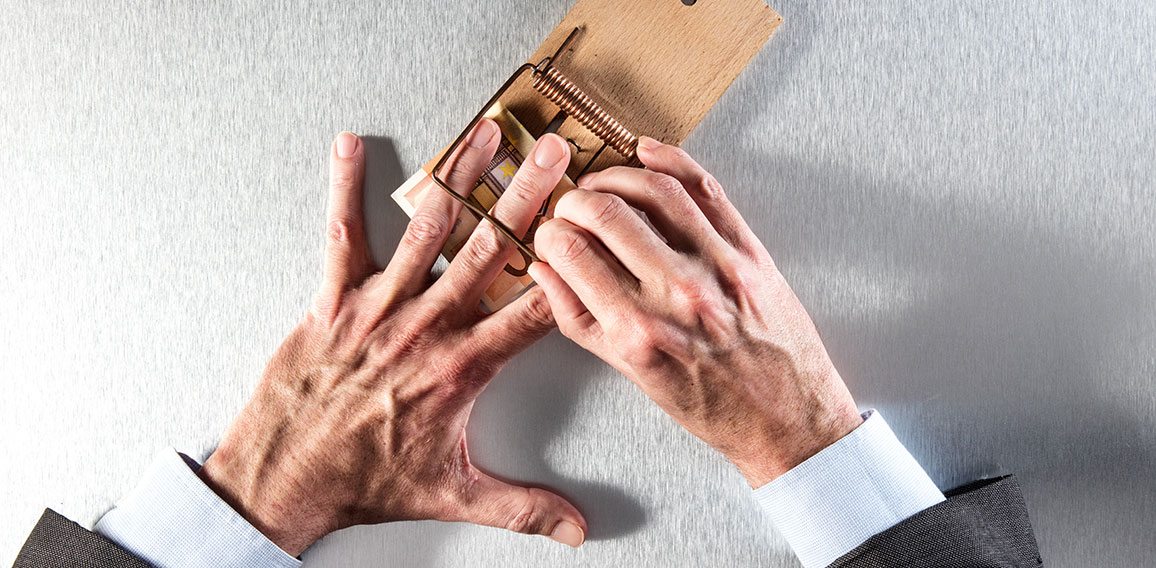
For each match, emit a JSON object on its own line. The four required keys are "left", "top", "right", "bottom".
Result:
{"left": 734, "top": 151, "right": 1156, "bottom": 565}
{"left": 681, "top": 2, "right": 1156, "bottom": 563}
{"left": 361, "top": 136, "right": 412, "bottom": 271}
{"left": 698, "top": 6, "right": 1156, "bottom": 555}
{"left": 471, "top": 334, "right": 647, "bottom": 542}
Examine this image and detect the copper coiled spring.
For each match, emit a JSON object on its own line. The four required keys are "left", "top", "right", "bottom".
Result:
{"left": 532, "top": 66, "right": 638, "bottom": 159}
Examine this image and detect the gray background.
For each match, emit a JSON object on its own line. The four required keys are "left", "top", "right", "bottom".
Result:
{"left": 1, "top": 0, "right": 1153, "bottom": 566}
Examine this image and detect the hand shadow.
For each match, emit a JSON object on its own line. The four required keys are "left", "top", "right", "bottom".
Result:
{"left": 469, "top": 333, "right": 648, "bottom": 542}
{"left": 360, "top": 136, "right": 412, "bottom": 271}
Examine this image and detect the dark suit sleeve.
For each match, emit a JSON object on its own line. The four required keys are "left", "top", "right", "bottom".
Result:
{"left": 13, "top": 509, "right": 152, "bottom": 568}
{"left": 828, "top": 475, "right": 1043, "bottom": 568}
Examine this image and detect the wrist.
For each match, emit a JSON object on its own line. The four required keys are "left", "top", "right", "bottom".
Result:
{"left": 199, "top": 440, "right": 329, "bottom": 557}
{"left": 731, "top": 397, "right": 864, "bottom": 487}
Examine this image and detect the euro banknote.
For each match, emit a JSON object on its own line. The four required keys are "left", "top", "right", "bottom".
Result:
{"left": 391, "top": 103, "right": 576, "bottom": 311}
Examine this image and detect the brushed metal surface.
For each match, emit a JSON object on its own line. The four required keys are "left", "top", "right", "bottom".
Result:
{"left": 2, "top": 1, "right": 1154, "bottom": 566}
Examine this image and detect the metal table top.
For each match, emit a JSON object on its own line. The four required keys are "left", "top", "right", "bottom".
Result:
{"left": 2, "top": 1, "right": 1153, "bottom": 565}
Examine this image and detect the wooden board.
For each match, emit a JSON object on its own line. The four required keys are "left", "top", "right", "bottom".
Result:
{"left": 529, "top": 0, "right": 780, "bottom": 142}
{"left": 431, "top": 0, "right": 781, "bottom": 177}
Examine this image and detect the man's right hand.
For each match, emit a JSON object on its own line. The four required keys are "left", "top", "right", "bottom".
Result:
{"left": 528, "top": 137, "right": 864, "bottom": 488}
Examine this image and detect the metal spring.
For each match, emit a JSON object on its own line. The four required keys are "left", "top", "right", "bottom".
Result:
{"left": 532, "top": 66, "right": 638, "bottom": 159}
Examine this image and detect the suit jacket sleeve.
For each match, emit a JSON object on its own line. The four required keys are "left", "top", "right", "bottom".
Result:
{"left": 828, "top": 475, "right": 1043, "bottom": 568}
{"left": 13, "top": 509, "right": 152, "bottom": 568}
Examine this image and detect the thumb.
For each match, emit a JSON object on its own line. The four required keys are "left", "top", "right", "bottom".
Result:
{"left": 459, "top": 470, "right": 587, "bottom": 548}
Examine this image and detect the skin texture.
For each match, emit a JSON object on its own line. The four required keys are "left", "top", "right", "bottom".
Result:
{"left": 199, "top": 128, "right": 862, "bottom": 556}
{"left": 529, "top": 136, "right": 864, "bottom": 488}
{"left": 197, "top": 123, "right": 587, "bottom": 556}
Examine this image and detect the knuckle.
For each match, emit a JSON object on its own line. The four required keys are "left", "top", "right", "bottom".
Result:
{"left": 715, "top": 251, "right": 763, "bottom": 295}
{"left": 506, "top": 508, "right": 535, "bottom": 534}
{"left": 647, "top": 173, "right": 686, "bottom": 199}
{"left": 620, "top": 323, "right": 668, "bottom": 370}
{"left": 327, "top": 218, "right": 356, "bottom": 244}
{"left": 466, "top": 225, "right": 507, "bottom": 264}
{"left": 669, "top": 267, "right": 740, "bottom": 339}
{"left": 505, "top": 491, "right": 547, "bottom": 534}
{"left": 327, "top": 219, "right": 348, "bottom": 243}
{"left": 444, "top": 170, "right": 476, "bottom": 191}
{"left": 717, "top": 258, "right": 751, "bottom": 293}
{"left": 697, "top": 173, "right": 727, "bottom": 201}
{"left": 668, "top": 276, "right": 731, "bottom": 333}
{"left": 503, "top": 176, "right": 542, "bottom": 206}
{"left": 622, "top": 347, "right": 664, "bottom": 371}
{"left": 587, "top": 193, "right": 627, "bottom": 228}
{"left": 552, "top": 229, "right": 591, "bottom": 264}
{"left": 522, "top": 290, "right": 556, "bottom": 328}
{"left": 443, "top": 161, "right": 483, "bottom": 190}
{"left": 669, "top": 277, "right": 713, "bottom": 310}
{"left": 404, "top": 212, "right": 449, "bottom": 247}
{"left": 330, "top": 168, "right": 360, "bottom": 190}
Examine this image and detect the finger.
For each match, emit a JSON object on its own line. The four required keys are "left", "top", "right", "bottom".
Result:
{"left": 373, "top": 119, "right": 500, "bottom": 302}
{"left": 458, "top": 470, "right": 587, "bottom": 548}
{"left": 316, "top": 132, "right": 374, "bottom": 317}
{"left": 551, "top": 189, "right": 680, "bottom": 282}
{"left": 527, "top": 262, "right": 602, "bottom": 346}
{"left": 533, "top": 218, "right": 638, "bottom": 323}
{"left": 634, "top": 136, "right": 766, "bottom": 258}
{"left": 576, "top": 166, "right": 726, "bottom": 254}
{"left": 430, "top": 133, "right": 569, "bottom": 307}
{"left": 467, "top": 286, "right": 557, "bottom": 360}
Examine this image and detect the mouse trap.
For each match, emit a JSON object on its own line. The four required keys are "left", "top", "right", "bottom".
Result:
{"left": 393, "top": 0, "right": 781, "bottom": 310}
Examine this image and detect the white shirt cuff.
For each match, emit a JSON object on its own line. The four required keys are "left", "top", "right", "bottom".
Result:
{"left": 752, "top": 409, "right": 945, "bottom": 568}
{"left": 94, "top": 448, "right": 302, "bottom": 568}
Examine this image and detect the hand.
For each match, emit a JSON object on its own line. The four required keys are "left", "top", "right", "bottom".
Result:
{"left": 198, "top": 124, "right": 587, "bottom": 555}
{"left": 528, "top": 137, "right": 863, "bottom": 488}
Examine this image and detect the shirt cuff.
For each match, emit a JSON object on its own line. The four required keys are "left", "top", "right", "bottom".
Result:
{"left": 94, "top": 448, "right": 302, "bottom": 568}
{"left": 752, "top": 409, "right": 945, "bottom": 568}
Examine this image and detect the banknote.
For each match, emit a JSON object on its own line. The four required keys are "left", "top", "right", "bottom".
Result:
{"left": 392, "top": 102, "right": 576, "bottom": 312}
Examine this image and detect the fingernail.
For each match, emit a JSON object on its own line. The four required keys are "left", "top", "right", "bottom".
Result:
{"left": 467, "top": 119, "right": 498, "bottom": 148}
{"left": 576, "top": 172, "right": 597, "bottom": 187}
{"left": 637, "top": 136, "right": 661, "bottom": 151}
{"left": 533, "top": 134, "right": 567, "bottom": 168}
{"left": 336, "top": 132, "right": 359, "bottom": 158}
{"left": 549, "top": 521, "right": 585, "bottom": 548}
